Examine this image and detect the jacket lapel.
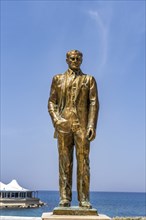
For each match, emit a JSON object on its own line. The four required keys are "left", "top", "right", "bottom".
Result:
{"left": 58, "top": 71, "right": 68, "bottom": 113}
{"left": 75, "top": 73, "right": 87, "bottom": 101}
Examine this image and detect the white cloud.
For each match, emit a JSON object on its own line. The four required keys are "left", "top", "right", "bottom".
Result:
{"left": 88, "top": 10, "right": 106, "bottom": 33}
{"left": 88, "top": 10, "right": 109, "bottom": 75}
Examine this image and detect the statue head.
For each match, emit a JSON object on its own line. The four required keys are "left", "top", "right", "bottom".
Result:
{"left": 66, "top": 50, "right": 83, "bottom": 71}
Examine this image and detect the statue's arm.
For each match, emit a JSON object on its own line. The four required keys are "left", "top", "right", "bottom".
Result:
{"left": 86, "top": 76, "right": 99, "bottom": 141}
{"left": 48, "top": 76, "right": 59, "bottom": 127}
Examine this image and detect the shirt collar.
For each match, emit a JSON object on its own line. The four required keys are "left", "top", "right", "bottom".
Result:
{"left": 68, "top": 68, "right": 82, "bottom": 76}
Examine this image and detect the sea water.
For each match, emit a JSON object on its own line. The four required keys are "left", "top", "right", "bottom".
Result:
{"left": 0, "top": 191, "right": 145, "bottom": 217}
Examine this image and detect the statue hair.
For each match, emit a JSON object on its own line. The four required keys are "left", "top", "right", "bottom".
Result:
{"left": 66, "top": 50, "right": 83, "bottom": 58}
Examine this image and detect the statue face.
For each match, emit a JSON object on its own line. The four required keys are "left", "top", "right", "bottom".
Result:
{"left": 66, "top": 52, "right": 82, "bottom": 71}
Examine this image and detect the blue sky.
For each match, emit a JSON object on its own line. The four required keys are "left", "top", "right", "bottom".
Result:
{"left": 1, "top": 0, "right": 145, "bottom": 193}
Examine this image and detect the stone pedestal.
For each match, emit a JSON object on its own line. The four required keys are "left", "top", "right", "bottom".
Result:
{"left": 42, "top": 213, "right": 111, "bottom": 220}
{"left": 42, "top": 207, "right": 111, "bottom": 220}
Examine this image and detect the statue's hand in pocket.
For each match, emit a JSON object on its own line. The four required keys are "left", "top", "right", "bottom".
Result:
{"left": 55, "top": 117, "right": 70, "bottom": 133}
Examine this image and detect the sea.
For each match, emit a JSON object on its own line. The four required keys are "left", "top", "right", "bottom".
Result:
{"left": 0, "top": 191, "right": 145, "bottom": 218}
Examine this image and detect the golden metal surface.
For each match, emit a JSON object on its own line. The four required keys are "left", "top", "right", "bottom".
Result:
{"left": 48, "top": 50, "right": 99, "bottom": 208}
{"left": 53, "top": 206, "right": 98, "bottom": 216}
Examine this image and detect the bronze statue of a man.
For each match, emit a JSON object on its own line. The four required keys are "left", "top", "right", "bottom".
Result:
{"left": 48, "top": 50, "right": 99, "bottom": 209}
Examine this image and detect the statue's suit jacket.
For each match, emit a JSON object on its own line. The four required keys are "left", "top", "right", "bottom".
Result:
{"left": 48, "top": 69, "right": 99, "bottom": 138}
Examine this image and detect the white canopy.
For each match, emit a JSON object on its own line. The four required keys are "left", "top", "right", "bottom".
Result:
{"left": 0, "top": 180, "right": 29, "bottom": 191}
{"left": 0, "top": 182, "right": 6, "bottom": 190}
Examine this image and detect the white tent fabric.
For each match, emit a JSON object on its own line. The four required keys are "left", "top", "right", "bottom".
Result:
{"left": 0, "top": 180, "right": 28, "bottom": 191}
{"left": 0, "top": 182, "right": 6, "bottom": 190}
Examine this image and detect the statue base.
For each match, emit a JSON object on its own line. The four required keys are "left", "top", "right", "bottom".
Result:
{"left": 53, "top": 206, "right": 98, "bottom": 215}
{"left": 42, "top": 207, "right": 111, "bottom": 220}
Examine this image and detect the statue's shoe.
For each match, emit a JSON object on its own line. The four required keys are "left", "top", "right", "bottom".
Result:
{"left": 79, "top": 201, "right": 92, "bottom": 209}
{"left": 59, "top": 199, "right": 71, "bottom": 207}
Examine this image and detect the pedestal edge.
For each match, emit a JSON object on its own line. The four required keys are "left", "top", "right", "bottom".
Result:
{"left": 42, "top": 212, "right": 111, "bottom": 220}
